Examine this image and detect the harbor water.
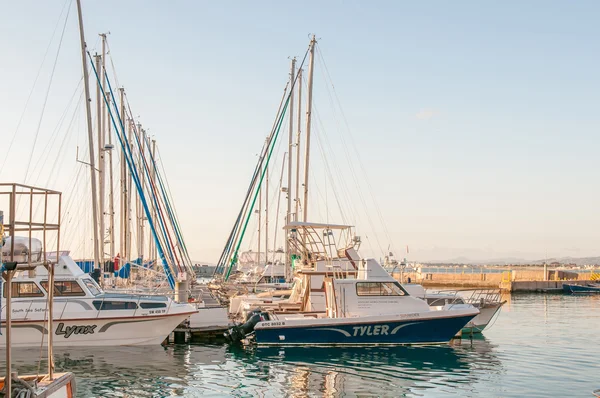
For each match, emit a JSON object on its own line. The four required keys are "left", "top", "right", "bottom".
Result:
{"left": 1, "top": 293, "right": 598, "bottom": 397}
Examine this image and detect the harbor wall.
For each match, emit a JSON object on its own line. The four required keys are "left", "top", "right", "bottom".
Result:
{"left": 392, "top": 268, "right": 596, "bottom": 292}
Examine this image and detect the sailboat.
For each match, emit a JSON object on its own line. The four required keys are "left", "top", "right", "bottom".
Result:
{"left": 1, "top": 0, "right": 197, "bottom": 348}
{"left": 223, "top": 36, "right": 479, "bottom": 346}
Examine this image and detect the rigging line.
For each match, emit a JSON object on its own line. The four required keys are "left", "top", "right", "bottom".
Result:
{"left": 31, "top": 88, "right": 84, "bottom": 224}
{"left": 125, "top": 103, "right": 182, "bottom": 272}
{"left": 271, "top": 152, "right": 287, "bottom": 262}
{"left": 92, "top": 58, "right": 176, "bottom": 288}
{"left": 311, "top": 57, "right": 361, "bottom": 228}
{"left": 0, "top": 0, "right": 72, "bottom": 177}
{"left": 23, "top": 1, "right": 73, "bottom": 183}
{"left": 309, "top": 102, "right": 350, "bottom": 223}
{"left": 120, "top": 101, "right": 177, "bottom": 270}
{"left": 154, "top": 146, "right": 192, "bottom": 264}
{"left": 105, "top": 40, "right": 121, "bottom": 91}
{"left": 225, "top": 93, "right": 292, "bottom": 280}
{"left": 217, "top": 82, "right": 290, "bottom": 275}
{"left": 30, "top": 77, "right": 84, "bottom": 185}
{"left": 313, "top": 47, "right": 386, "bottom": 257}
{"left": 218, "top": 43, "right": 312, "bottom": 276}
{"left": 317, "top": 44, "right": 396, "bottom": 256}
{"left": 146, "top": 139, "right": 192, "bottom": 271}
{"left": 312, "top": 118, "right": 347, "bottom": 224}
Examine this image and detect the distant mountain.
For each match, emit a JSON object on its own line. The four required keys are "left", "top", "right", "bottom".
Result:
{"left": 423, "top": 256, "right": 600, "bottom": 266}
{"left": 528, "top": 256, "right": 600, "bottom": 266}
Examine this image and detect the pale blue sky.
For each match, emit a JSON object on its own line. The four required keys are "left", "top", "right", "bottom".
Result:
{"left": 1, "top": 1, "right": 599, "bottom": 263}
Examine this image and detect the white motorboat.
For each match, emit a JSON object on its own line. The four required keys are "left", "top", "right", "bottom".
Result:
{"left": 1, "top": 250, "right": 196, "bottom": 347}
{"left": 403, "top": 284, "right": 505, "bottom": 333}
{"left": 225, "top": 222, "right": 479, "bottom": 346}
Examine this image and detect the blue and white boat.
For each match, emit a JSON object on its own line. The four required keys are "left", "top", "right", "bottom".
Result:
{"left": 563, "top": 283, "right": 600, "bottom": 294}
{"left": 225, "top": 222, "right": 478, "bottom": 346}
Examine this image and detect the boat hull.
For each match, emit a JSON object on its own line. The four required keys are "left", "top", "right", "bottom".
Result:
{"left": 0, "top": 312, "right": 194, "bottom": 347}
{"left": 563, "top": 283, "right": 600, "bottom": 294}
{"left": 462, "top": 303, "right": 504, "bottom": 334}
{"left": 254, "top": 312, "right": 476, "bottom": 346}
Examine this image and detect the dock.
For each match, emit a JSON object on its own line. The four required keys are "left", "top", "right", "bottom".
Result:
{"left": 165, "top": 285, "right": 230, "bottom": 345}
{"left": 393, "top": 268, "right": 599, "bottom": 293}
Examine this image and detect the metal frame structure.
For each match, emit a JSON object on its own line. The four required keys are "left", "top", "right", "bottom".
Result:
{"left": 0, "top": 183, "right": 62, "bottom": 395}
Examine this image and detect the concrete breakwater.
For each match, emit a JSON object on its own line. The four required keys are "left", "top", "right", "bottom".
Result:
{"left": 392, "top": 268, "right": 598, "bottom": 292}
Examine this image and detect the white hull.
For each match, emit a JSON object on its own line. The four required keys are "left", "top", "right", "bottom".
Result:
{"left": 189, "top": 306, "right": 230, "bottom": 331}
{"left": 0, "top": 312, "right": 194, "bottom": 347}
{"left": 463, "top": 303, "right": 503, "bottom": 333}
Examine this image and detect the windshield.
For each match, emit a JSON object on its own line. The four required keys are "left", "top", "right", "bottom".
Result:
{"left": 82, "top": 278, "right": 102, "bottom": 296}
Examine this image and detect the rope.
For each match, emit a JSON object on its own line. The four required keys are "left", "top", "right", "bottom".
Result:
{"left": 89, "top": 54, "right": 176, "bottom": 289}
{"left": 23, "top": 0, "right": 72, "bottom": 183}
{"left": 0, "top": 0, "right": 72, "bottom": 177}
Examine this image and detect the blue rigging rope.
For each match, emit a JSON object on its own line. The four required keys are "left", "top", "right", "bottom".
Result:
{"left": 88, "top": 54, "right": 176, "bottom": 289}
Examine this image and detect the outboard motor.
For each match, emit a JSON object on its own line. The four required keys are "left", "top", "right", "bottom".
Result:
{"left": 90, "top": 268, "right": 101, "bottom": 283}
{"left": 224, "top": 309, "right": 270, "bottom": 344}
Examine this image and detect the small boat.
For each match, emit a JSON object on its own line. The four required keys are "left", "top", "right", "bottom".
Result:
{"left": 562, "top": 283, "right": 600, "bottom": 294}
{"left": 403, "top": 285, "right": 505, "bottom": 334}
{"left": 1, "top": 238, "right": 197, "bottom": 347}
{"left": 225, "top": 222, "right": 479, "bottom": 346}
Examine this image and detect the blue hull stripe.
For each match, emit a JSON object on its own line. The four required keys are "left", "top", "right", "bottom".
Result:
{"left": 255, "top": 315, "right": 474, "bottom": 346}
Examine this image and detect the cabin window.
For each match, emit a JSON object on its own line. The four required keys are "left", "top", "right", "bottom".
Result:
{"left": 41, "top": 280, "right": 86, "bottom": 297}
{"left": 3, "top": 282, "right": 45, "bottom": 298}
{"left": 356, "top": 282, "right": 407, "bottom": 296}
{"left": 92, "top": 301, "right": 138, "bottom": 310}
{"left": 259, "top": 276, "right": 285, "bottom": 284}
{"left": 140, "top": 302, "right": 167, "bottom": 309}
{"left": 82, "top": 278, "right": 102, "bottom": 296}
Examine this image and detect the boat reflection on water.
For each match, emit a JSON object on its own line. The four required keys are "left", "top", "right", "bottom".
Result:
{"left": 1, "top": 344, "right": 228, "bottom": 397}
{"left": 0, "top": 339, "right": 501, "bottom": 397}
{"left": 231, "top": 337, "right": 503, "bottom": 397}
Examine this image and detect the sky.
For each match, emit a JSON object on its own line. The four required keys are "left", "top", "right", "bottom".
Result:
{"left": 1, "top": 1, "right": 599, "bottom": 263}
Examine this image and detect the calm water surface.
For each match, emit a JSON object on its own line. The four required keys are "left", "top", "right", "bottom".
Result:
{"left": 2, "top": 293, "right": 599, "bottom": 397}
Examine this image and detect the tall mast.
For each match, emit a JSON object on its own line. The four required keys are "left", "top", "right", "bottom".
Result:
{"left": 95, "top": 52, "right": 106, "bottom": 276}
{"left": 265, "top": 154, "right": 269, "bottom": 266}
{"left": 295, "top": 68, "right": 303, "bottom": 219}
{"left": 303, "top": 35, "right": 316, "bottom": 222}
{"left": 137, "top": 123, "right": 145, "bottom": 263}
{"left": 107, "top": 91, "right": 115, "bottom": 260}
{"left": 257, "top": 172, "right": 262, "bottom": 267}
{"left": 119, "top": 87, "right": 126, "bottom": 260}
{"left": 101, "top": 33, "right": 115, "bottom": 262}
{"left": 286, "top": 58, "right": 296, "bottom": 277}
{"left": 126, "top": 118, "right": 133, "bottom": 263}
{"left": 150, "top": 138, "right": 157, "bottom": 267}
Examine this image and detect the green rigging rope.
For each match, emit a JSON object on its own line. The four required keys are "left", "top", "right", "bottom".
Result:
{"left": 225, "top": 97, "right": 291, "bottom": 281}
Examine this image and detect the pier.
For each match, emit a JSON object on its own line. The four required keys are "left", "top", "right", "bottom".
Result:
{"left": 393, "top": 268, "right": 599, "bottom": 293}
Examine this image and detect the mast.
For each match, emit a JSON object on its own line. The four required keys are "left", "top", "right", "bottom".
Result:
{"left": 295, "top": 68, "right": 302, "bottom": 219}
{"left": 107, "top": 90, "right": 115, "bottom": 261}
{"left": 137, "top": 123, "right": 145, "bottom": 263}
{"left": 101, "top": 33, "right": 115, "bottom": 262}
{"left": 126, "top": 118, "right": 133, "bottom": 264}
{"left": 303, "top": 35, "right": 316, "bottom": 222}
{"left": 286, "top": 58, "right": 295, "bottom": 278}
{"left": 150, "top": 138, "right": 157, "bottom": 267}
{"left": 95, "top": 52, "right": 106, "bottom": 278}
{"left": 258, "top": 173, "right": 262, "bottom": 267}
{"left": 75, "top": 16, "right": 101, "bottom": 274}
{"left": 265, "top": 149, "right": 269, "bottom": 266}
{"left": 119, "top": 87, "right": 126, "bottom": 260}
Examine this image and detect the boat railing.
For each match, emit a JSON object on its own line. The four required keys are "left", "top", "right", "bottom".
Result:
{"left": 433, "top": 288, "right": 502, "bottom": 306}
